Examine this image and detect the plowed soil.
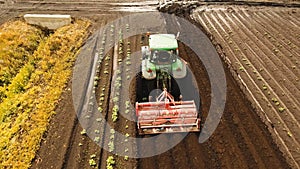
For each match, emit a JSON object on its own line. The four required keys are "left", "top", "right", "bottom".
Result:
{"left": 191, "top": 5, "right": 300, "bottom": 168}
{"left": 137, "top": 12, "right": 290, "bottom": 169}
{"left": 0, "top": 1, "right": 297, "bottom": 169}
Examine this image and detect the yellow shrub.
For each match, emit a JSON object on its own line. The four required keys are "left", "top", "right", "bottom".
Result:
{"left": 0, "top": 19, "right": 90, "bottom": 169}
{"left": 0, "top": 21, "right": 44, "bottom": 90}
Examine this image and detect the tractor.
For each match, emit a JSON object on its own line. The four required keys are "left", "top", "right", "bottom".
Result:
{"left": 141, "top": 34, "right": 187, "bottom": 81}
{"left": 136, "top": 33, "right": 201, "bottom": 135}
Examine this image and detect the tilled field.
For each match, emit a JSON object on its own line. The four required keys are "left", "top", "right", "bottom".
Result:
{"left": 31, "top": 12, "right": 290, "bottom": 169}
{"left": 0, "top": 1, "right": 297, "bottom": 169}
{"left": 191, "top": 6, "right": 299, "bottom": 168}
{"left": 137, "top": 12, "right": 290, "bottom": 169}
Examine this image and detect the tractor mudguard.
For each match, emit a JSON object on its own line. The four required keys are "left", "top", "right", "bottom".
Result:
{"left": 172, "top": 58, "right": 187, "bottom": 79}
{"left": 142, "top": 59, "right": 156, "bottom": 80}
{"left": 141, "top": 46, "right": 156, "bottom": 79}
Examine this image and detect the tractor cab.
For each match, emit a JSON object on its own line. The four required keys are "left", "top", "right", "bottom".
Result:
{"left": 150, "top": 50, "right": 177, "bottom": 65}
{"left": 141, "top": 33, "right": 187, "bottom": 80}
{"left": 148, "top": 34, "right": 179, "bottom": 65}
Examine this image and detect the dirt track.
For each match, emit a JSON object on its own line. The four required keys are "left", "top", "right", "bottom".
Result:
{"left": 0, "top": 0, "right": 297, "bottom": 169}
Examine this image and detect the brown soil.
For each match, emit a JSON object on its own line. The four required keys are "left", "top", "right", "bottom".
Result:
{"left": 137, "top": 13, "right": 290, "bottom": 169}
{"left": 191, "top": 5, "right": 299, "bottom": 168}
{"left": 0, "top": 1, "right": 296, "bottom": 169}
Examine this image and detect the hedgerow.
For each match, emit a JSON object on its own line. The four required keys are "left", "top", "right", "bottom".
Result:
{"left": 0, "top": 19, "right": 90, "bottom": 168}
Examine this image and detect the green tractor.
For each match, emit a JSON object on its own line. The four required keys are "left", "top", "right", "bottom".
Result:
{"left": 136, "top": 34, "right": 201, "bottom": 135}
{"left": 141, "top": 33, "right": 187, "bottom": 83}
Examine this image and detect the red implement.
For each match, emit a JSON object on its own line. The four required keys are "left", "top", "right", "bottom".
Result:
{"left": 136, "top": 89, "right": 201, "bottom": 135}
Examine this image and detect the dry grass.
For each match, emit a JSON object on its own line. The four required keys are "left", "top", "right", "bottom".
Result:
{"left": 0, "top": 19, "right": 90, "bottom": 169}
{"left": 0, "top": 21, "right": 44, "bottom": 101}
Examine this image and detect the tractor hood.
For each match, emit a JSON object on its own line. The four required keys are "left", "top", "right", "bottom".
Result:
{"left": 149, "top": 34, "right": 178, "bottom": 50}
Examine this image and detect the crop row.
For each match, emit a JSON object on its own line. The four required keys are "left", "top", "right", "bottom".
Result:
{"left": 106, "top": 25, "right": 133, "bottom": 168}
{"left": 106, "top": 25, "right": 122, "bottom": 168}
{"left": 84, "top": 25, "right": 118, "bottom": 168}
{"left": 122, "top": 26, "right": 133, "bottom": 163}
{"left": 86, "top": 28, "right": 109, "bottom": 168}
{"left": 114, "top": 25, "right": 133, "bottom": 167}
{"left": 83, "top": 24, "right": 133, "bottom": 168}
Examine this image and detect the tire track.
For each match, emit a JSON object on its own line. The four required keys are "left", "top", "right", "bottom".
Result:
{"left": 111, "top": 24, "right": 138, "bottom": 168}
{"left": 97, "top": 23, "right": 120, "bottom": 169}
{"left": 5, "top": 0, "right": 158, "bottom": 12}
{"left": 170, "top": 134, "right": 193, "bottom": 169}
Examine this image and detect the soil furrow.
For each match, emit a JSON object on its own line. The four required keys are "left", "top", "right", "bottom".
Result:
{"left": 238, "top": 10, "right": 300, "bottom": 82}
{"left": 192, "top": 8, "right": 296, "bottom": 168}
{"left": 250, "top": 11, "right": 300, "bottom": 72}
{"left": 194, "top": 13, "right": 265, "bottom": 168}
{"left": 269, "top": 10, "right": 300, "bottom": 34}
{"left": 221, "top": 10, "right": 300, "bottom": 137}
{"left": 209, "top": 9, "right": 300, "bottom": 141}
{"left": 252, "top": 10, "right": 300, "bottom": 56}
{"left": 0, "top": 2, "right": 296, "bottom": 169}
{"left": 191, "top": 6, "right": 299, "bottom": 168}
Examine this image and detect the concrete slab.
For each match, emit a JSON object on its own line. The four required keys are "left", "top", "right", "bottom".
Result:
{"left": 24, "top": 14, "right": 71, "bottom": 30}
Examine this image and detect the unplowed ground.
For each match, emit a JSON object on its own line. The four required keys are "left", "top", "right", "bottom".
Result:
{"left": 0, "top": 1, "right": 296, "bottom": 169}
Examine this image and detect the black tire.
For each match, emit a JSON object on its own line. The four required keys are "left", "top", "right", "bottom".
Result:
{"left": 136, "top": 71, "right": 156, "bottom": 102}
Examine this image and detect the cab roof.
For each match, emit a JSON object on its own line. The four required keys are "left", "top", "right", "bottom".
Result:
{"left": 149, "top": 34, "right": 178, "bottom": 50}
